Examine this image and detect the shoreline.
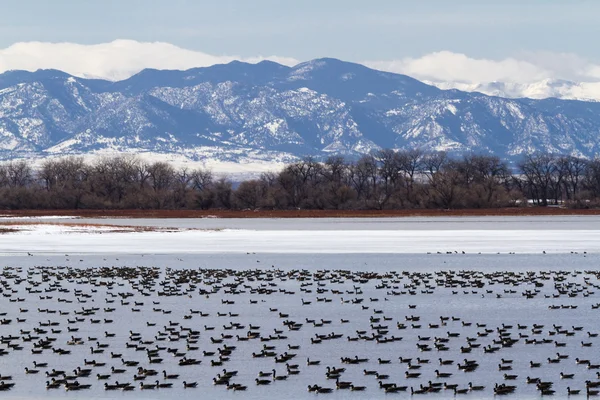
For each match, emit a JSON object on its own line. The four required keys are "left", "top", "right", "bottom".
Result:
{"left": 1, "top": 207, "right": 600, "bottom": 219}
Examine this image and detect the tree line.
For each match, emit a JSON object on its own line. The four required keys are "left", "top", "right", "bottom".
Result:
{"left": 0, "top": 151, "right": 599, "bottom": 210}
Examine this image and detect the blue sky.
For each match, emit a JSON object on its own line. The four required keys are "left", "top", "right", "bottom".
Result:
{"left": 0, "top": 0, "right": 597, "bottom": 87}
{"left": 3, "top": 0, "right": 597, "bottom": 60}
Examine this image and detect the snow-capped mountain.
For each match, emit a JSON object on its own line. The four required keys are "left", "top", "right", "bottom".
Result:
{"left": 1, "top": 58, "right": 600, "bottom": 167}
{"left": 430, "top": 79, "right": 600, "bottom": 102}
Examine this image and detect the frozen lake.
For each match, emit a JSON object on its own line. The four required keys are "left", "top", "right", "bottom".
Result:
{"left": 0, "top": 215, "right": 599, "bottom": 255}
{"left": 0, "top": 216, "right": 598, "bottom": 399}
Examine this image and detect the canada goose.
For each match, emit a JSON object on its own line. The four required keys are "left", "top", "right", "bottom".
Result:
{"left": 104, "top": 383, "right": 119, "bottom": 390}
{"left": 163, "top": 371, "right": 179, "bottom": 379}
{"left": 469, "top": 382, "right": 485, "bottom": 391}
{"left": 155, "top": 380, "right": 173, "bottom": 388}
{"left": 411, "top": 386, "right": 428, "bottom": 395}
{"left": 140, "top": 382, "right": 157, "bottom": 390}
{"left": 272, "top": 370, "right": 288, "bottom": 381}
{"left": 435, "top": 369, "right": 452, "bottom": 378}
{"left": 183, "top": 381, "right": 197, "bottom": 388}
{"left": 46, "top": 380, "right": 61, "bottom": 389}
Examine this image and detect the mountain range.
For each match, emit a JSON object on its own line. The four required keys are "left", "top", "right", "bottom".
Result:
{"left": 430, "top": 79, "right": 600, "bottom": 102}
{"left": 1, "top": 58, "right": 600, "bottom": 169}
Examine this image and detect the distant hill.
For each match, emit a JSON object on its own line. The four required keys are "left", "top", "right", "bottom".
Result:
{"left": 0, "top": 58, "right": 600, "bottom": 166}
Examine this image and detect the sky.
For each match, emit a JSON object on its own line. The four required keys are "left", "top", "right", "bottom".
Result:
{"left": 0, "top": 0, "right": 598, "bottom": 85}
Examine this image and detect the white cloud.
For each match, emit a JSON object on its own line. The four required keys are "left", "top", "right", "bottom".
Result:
{"left": 0, "top": 39, "right": 299, "bottom": 81}
{"left": 365, "top": 51, "right": 600, "bottom": 100}
{"left": 364, "top": 51, "right": 600, "bottom": 84}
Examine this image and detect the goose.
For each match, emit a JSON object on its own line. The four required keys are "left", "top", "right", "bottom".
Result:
{"left": 530, "top": 361, "right": 542, "bottom": 368}
{"left": 561, "top": 372, "right": 575, "bottom": 379}
{"left": 155, "top": 380, "right": 173, "bottom": 388}
{"left": 104, "top": 383, "right": 119, "bottom": 390}
{"left": 498, "top": 363, "right": 512, "bottom": 371}
{"left": 567, "top": 387, "right": 581, "bottom": 395}
{"left": 411, "top": 386, "right": 428, "bottom": 395}
{"left": 435, "top": 369, "right": 452, "bottom": 378}
{"left": 469, "top": 382, "right": 485, "bottom": 391}
{"left": 183, "top": 381, "right": 197, "bottom": 388}
{"left": 256, "top": 378, "right": 270, "bottom": 385}
{"left": 272, "top": 370, "right": 288, "bottom": 381}
{"left": 335, "top": 378, "right": 352, "bottom": 389}
{"left": 140, "top": 382, "right": 157, "bottom": 390}
{"left": 46, "top": 380, "right": 61, "bottom": 389}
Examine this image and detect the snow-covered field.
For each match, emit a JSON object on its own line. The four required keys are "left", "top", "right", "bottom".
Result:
{"left": 0, "top": 216, "right": 597, "bottom": 255}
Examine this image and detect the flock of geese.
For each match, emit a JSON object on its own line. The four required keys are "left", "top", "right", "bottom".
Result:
{"left": 0, "top": 260, "right": 599, "bottom": 398}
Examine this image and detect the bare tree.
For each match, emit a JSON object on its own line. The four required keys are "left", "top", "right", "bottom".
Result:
{"left": 518, "top": 154, "right": 558, "bottom": 206}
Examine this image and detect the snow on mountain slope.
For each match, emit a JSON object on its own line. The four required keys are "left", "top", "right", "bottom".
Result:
{"left": 0, "top": 59, "right": 599, "bottom": 171}
{"left": 430, "top": 79, "right": 600, "bottom": 101}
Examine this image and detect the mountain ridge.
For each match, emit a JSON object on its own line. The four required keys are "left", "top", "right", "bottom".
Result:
{"left": 0, "top": 58, "right": 600, "bottom": 167}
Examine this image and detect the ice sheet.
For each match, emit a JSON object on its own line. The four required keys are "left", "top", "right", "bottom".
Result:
{"left": 0, "top": 224, "right": 596, "bottom": 255}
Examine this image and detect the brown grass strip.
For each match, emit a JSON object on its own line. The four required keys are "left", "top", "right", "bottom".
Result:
{"left": 1, "top": 207, "right": 600, "bottom": 219}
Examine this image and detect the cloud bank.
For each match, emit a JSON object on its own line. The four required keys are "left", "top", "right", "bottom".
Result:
{"left": 1, "top": 40, "right": 600, "bottom": 100}
{"left": 0, "top": 40, "right": 299, "bottom": 81}
{"left": 365, "top": 51, "right": 600, "bottom": 84}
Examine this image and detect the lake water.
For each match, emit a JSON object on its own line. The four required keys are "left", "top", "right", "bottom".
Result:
{"left": 0, "top": 216, "right": 599, "bottom": 399}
